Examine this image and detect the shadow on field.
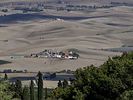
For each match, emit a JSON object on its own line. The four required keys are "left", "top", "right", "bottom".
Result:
{"left": 0, "top": 60, "right": 11, "bottom": 65}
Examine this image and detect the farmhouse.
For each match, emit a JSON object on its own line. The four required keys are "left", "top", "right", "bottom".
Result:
{"left": 30, "top": 49, "right": 79, "bottom": 60}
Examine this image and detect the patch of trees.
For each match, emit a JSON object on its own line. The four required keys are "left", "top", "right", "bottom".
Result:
{"left": 0, "top": 81, "right": 14, "bottom": 100}
{"left": 1, "top": 52, "right": 133, "bottom": 100}
{"left": 1, "top": 9, "right": 8, "bottom": 12}
{"left": 50, "top": 52, "right": 133, "bottom": 100}
{"left": 0, "top": 71, "right": 45, "bottom": 100}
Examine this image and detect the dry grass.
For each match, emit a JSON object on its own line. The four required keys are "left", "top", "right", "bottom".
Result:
{"left": 0, "top": 6, "right": 132, "bottom": 72}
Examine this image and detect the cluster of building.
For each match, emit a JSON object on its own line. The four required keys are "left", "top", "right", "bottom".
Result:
{"left": 30, "top": 49, "right": 79, "bottom": 60}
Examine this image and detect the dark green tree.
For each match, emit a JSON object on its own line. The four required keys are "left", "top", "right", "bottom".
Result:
{"left": 22, "top": 86, "right": 29, "bottom": 100}
{"left": 69, "top": 78, "right": 74, "bottom": 85}
{"left": 58, "top": 80, "right": 62, "bottom": 87}
{"left": 50, "top": 52, "right": 133, "bottom": 100}
{"left": 9, "top": 82, "right": 16, "bottom": 92}
{"left": 119, "top": 90, "right": 133, "bottom": 100}
{"left": 15, "top": 80, "right": 23, "bottom": 98}
{"left": 4, "top": 73, "right": 8, "bottom": 80}
{"left": 45, "top": 87, "right": 48, "bottom": 100}
{"left": 72, "top": 88, "right": 84, "bottom": 100}
{"left": 30, "top": 80, "right": 34, "bottom": 100}
{"left": 62, "top": 79, "right": 68, "bottom": 88}
{"left": 37, "top": 71, "right": 43, "bottom": 100}
{"left": 0, "top": 82, "right": 14, "bottom": 100}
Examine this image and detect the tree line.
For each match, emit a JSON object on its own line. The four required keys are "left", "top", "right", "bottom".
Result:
{"left": 1, "top": 52, "right": 133, "bottom": 100}
{"left": 50, "top": 52, "right": 133, "bottom": 100}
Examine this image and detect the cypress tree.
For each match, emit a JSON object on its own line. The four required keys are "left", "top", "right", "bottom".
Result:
{"left": 15, "top": 80, "right": 23, "bottom": 98}
{"left": 58, "top": 80, "right": 62, "bottom": 87}
{"left": 22, "top": 86, "right": 29, "bottom": 100}
{"left": 4, "top": 73, "right": 8, "bottom": 80}
{"left": 37, "top": 71, "right": 43, "bottom": 100}
{"left": 30, "top": 80, "right": 34, "bottom": 100}
{"left": 62, "top": 79, "right": 68, "bottom": 88}
{"left": 44, "top": 87, "right": 48, "bottom": 100}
